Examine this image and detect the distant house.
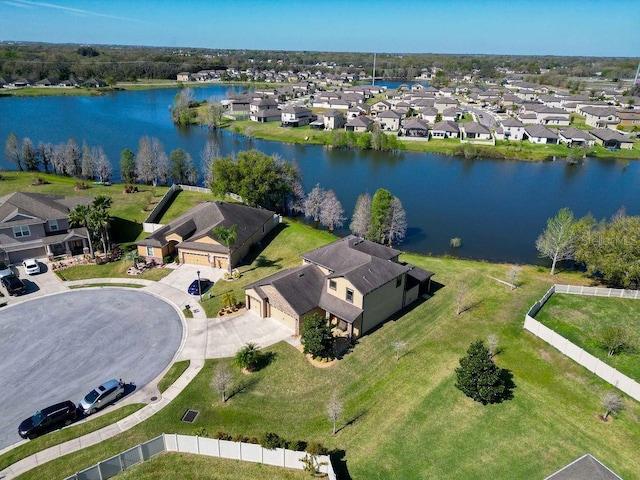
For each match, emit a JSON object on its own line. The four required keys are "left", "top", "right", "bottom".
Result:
{"left": 558, "top": 127, "right": 595, "bottom": 148}
{"left": 176, "top": 72, "right": 191, "bottom": 82}
{"left": 245, "top": 235, "right": 434, "bottom": 338}
{"left": 370, "top": 100, "right": 392, "bottom": 117}
{"left": 281, "top": 106, "right": 314, "bottom": 127}
{"left": 323, "top": 110, "right": 346, "bottom": 130}
{"left": 250, "top": 98, "right": 278, "bottom": 114}
{"left": 543, "top": 453, "right": 622, "bottom": 480}
{"left": 249, "top": 108, "right": 281, "bottom": 123}
{"left": 403, "top": 118, "right": 429, "bottom": 138}
{"left": 461, "top": 122, "right": 492, "bottom": 141}
{"left": 524, "top": 125, "right": 559, "bottom": 144}
{"left": 136, "top": 201, "right": 279, "bottom": 269}
{"left": 0, "top": 192, "right": 93, "bottom": 263}
{"left": 419, "top": 106, "right": 439, "bottom": 124}
{"left": 617, "top": 109, "right": 640, "bottom": 126}
{"left": 499, "top": 117, "right": 525, "bottom": 141}
{"left": 581, "top": 106, "right": 620, "bottom": 128}
{"left": 83, "top": 78, "right": 107, "bottom": 88}
{"left": 376, "top": 110, "right": 403, "bottom": 131}
{"left": 589, "top": 129, "right": 634, "bottom": 150}
{"left": 347, "top": 105, "right": 369, "bottom": 119}
{"left": 430, "top": 120, "right": 460, "bottom": 139}
{"left": 434, "top": 97, "right": 459, "bottom": 113}
{"left": 441, "top": 107, "right": 462, "bottom": 122}
{"left": 345, "top": 116, "right": 374, "bottom": 133}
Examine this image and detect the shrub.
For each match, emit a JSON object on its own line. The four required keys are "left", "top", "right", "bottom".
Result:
{"left": 232, "top": 433, "right": 248, "bottom": 443}
{"left": 213, "top": 431, "right": 231, "bottom": 440}
{"left": 300, "top": 313, "right": 334, "bottom": 360}
{"left": 287, "top": 440, "right": 307, "bottom": 451}
{"left": 193, "top": 427, "right": 208, "bottom": 437}
{"left": 235, "top": 342, "right": 261, "bottom": 372}
{"left": 305, "top": 441, "right": 328, "bottom": 456}
{"left": 261, "top": 432, "right": 285, "bottom": 450}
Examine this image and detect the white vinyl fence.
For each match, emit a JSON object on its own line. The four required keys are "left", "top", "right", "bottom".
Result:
{"left": 524, "top": 284, "right": 640, "bottom": 402}
{"left": 63, "top": 434, "right": 337, "bottom": 480}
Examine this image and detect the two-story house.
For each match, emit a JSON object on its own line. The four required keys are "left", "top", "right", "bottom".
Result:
{"left": 280, "top": 106, "right": 314, "bottom": 127}
{"left": 245, "top": 236, "right": 434, "bottom": 339}
{"left": 0, "top": 192, "right": 93, "bottom": 263}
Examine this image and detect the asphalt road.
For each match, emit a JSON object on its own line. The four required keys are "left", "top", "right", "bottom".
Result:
{"left": 0, "top": 289, "right": 182, "bottom": 449}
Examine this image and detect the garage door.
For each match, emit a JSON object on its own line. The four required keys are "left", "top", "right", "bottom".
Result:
{"left": 248, "top": 295, "right": 262, "bottom": 315}
{"left": 181, "top": 252, "right": 210, "bottom": 266}
{"left": 8, "top": 247, "right": 46, "bottom": 265}
{"left": 269, "top": 306, "right": 297, "bottom": 331}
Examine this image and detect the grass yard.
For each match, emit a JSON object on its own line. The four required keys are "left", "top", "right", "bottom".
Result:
{"left": 534, "top": 293, "right": 640, "bottom": 382}
{"left": 157, "top": 361, "right": 191, "bottom": 393}
{"left": 9, "top": 227, "right": 640, "bottom": 479}
{"left": 115, "top": 452, "right": 322, "bottom": 480}
{"left": 155, "top": 189, "right": 217, "bottom": 225}
{"left": 55, "top": 261, "right": 172, "bottom": 282}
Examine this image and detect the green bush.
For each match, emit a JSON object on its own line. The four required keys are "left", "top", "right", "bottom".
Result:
{"left": 261, "top": 432, "right": 285, "bottom": 450}
{"left": 305, "top": 440, "right": 328, "bottom": 455}
{"left": 213, "top": 431, "right": 231, "bottom": 440}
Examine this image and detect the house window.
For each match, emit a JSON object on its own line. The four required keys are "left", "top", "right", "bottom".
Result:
{"left": 329, "top": 280, "right": 336, "bottom": 291}
{"left": 146, "top": 246, "right": 154, "bottom": 256}
{"left": 396, "top": 276, "right": 402, "bottom": 288}
{"left": 346, "top": 288, "right": 354, "bottom": 303}
{"left": 13, "top": 225, "right": 30, "bottom": 238}
{"left": 49, "top": 219, "right": 59, "bottom": 231}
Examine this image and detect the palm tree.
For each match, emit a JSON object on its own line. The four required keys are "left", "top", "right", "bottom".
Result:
{"left": 212, "top": 224, "right": 238, "bottom": 275}
{"left": 90, "top": 195, "right": 113, "bottom": 254}
{"left": 234, "top": 342, "right": 261, "bottom": 372}
{"left": 68, "top": 203, "right": 94, "bottom": 257}
{"left": 221, "top": 291, "right": 238, "bottom": 311}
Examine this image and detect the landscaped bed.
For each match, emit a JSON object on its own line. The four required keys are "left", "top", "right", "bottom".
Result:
{"left": 534, "top": 293, "right": 640, "bottom": 382}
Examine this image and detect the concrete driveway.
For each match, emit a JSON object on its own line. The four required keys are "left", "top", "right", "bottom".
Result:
{"left": 0, "top": 288, "right": 182, "bottom": 450}
{"left": 158, "top": 264, "right": 225, "bottom": 300}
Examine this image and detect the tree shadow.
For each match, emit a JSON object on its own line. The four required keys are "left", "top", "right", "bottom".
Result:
{"left": 227, "top": 376, "right": 260, "bottom": 401}
{"left": 241, "top": 223, "right": 287, "bottom": 266}
{"left": 496, "top": 368, "right": 516, "bottom": 403}
{"left": 329, "top": 449, "right": 352, "bottom": 480}
{"left": 255, "top": 350, "right": 276, "bottom": 371}
{"left": 111, "top": 217, "right": 142, "bottom": 244}
{"left": 458, "top": 298, "right": 484, "bottom": 315}
{"left": 336, "top": 409, "right": 368, "bottom": 434}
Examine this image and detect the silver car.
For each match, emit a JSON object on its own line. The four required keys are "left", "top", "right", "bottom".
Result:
{"left": 78, "top": 379, "right": 125, "bottom": 415}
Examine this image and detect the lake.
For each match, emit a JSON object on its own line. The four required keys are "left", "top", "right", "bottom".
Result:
{"left": 1, "top": 85, "right": 639, "bottom": 264}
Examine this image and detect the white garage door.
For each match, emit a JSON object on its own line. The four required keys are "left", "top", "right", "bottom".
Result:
{"left": 182, "top": 252, "right": 210, "bottom": 266}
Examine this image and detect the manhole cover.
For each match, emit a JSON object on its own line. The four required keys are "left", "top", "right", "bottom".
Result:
{"left": 181, "top": 409, "right": 200, "bottom": 423}
{"left": 150, "top": 396, "right": 158, "bottom": 401}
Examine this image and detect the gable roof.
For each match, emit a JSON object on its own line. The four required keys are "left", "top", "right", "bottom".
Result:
{"left": 502, "top": 117, "right": 524, "bottom": 127}
{"left": 0, "top": 192, "right": 92, "bottom": 226}
{"left": 525, "top": 124, "right": 558, "bottom": 139}
{"left": 544, "top": 454, "right": 622, "bottom": 480}
{"left": 432, "top": 120, "right": 460, "bottom": 133}
{"left": 559, "top": 127, "right": 594, "bottom": 141}
{"left": 137, "top": 201, "right": 275, "bottom": 249}
{"left": 462, "top": 122, "right": 491, "bottom": 134}
{"left": 589, "top": 129, "right": 633, "bottom": 143}
{"left": 346, "top": 116, "right": 374, "bottom": 128}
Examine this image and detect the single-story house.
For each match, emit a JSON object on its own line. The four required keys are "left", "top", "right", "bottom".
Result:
{"left": 0, "top": 192, "right": 93, "bottom": 264}
{"left": 345, "top": 116, "right": 374, "bottom": 133}
{"left": 281, "top": 106, "right": 314, "bottom": 127}
{"left": 441, "top": 107, "right": 462, "bottom": 122}
{"left": 524, "top": 125, "right": 559, "bottom": 144}
{"left": 589, "top": 129, "right": 634, "bottom": 150}
{"left": 558, "top": 127, "right": 595, "bottom": 148}
{"left": 434, "top": 97, "right": 459, "bottom": 113}
{"left": 430, "top": 120, "right": 460, "bottom": 139}
{"left": 136, "top": 201, "right": 279, "bottom": 269}
{"left": 176, "top": 72, "right": 191, "bottom": 82}
{"left": 245, "top": 235, "right": 434, "bottom": 338}
{"left": 461, "top": 122, "right": 492, "bottom": 141}
{"left": 617, "top": 110, "right": 640, "bottom": 126}
{"left": 403, "top": 118, "right": 429, "bottom": 137}
{"left": 581, "top": 106, "right": 620, "bottom": 128}
{"left": 419, "top": 106, "right": 439, "bottom": 123}
{"left": 249, "top": 108, "right": 282, "bottom": 123}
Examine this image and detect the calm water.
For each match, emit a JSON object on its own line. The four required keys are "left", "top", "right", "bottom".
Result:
{"left": 1, "top": 85, "right": 639, "bottom": 264}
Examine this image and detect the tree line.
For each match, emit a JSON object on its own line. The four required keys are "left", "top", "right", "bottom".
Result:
{"left": 536, "top": 207, "right": 640, "bottom": 288}
{"left": 3, "top": 132, "right": 200, "bottom": 186}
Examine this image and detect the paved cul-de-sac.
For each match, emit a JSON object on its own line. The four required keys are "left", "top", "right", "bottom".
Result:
{"left": 0, "top": 288, "right": 182, "bottom": 449}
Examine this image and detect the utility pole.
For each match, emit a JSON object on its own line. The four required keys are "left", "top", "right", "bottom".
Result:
{"left": 634, "top": 60, "right": 640, "bottom": 85}
{"left": 372, "top": 52, "right": 376, "bottom": 86}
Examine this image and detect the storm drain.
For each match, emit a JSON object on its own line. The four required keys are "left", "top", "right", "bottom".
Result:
{"left": 181, "top": 409, "right": 200, "bottom": 423}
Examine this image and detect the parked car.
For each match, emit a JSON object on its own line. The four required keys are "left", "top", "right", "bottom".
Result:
{"left": 1, "top": 274, "right": 26, "bottom": 296}
{"left": 18, "top": 400, "right": 77, "bottom": 439}
{"left": 22, "top": 258, "right": 40, "bottom": 275}
{"left": 187, "top": 278, "right": 213, "bottom": 296}
{"left": 0, "top": 262, "right": 12, "bottom": 278}
{"left": 78, "top": 379, "right": 125, "bottom": 415}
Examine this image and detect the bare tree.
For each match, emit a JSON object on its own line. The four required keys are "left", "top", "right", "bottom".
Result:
{"left": 487, "top": 334, "right": 499, "bottom": 357}
{"left": 601, "top": 392, "right": 623, "bottom": 420}
{"left": 172, "top": 87, "right": 195, "bottom": 122}
{"left": 200, "top": 137, "right": 220, "bottom": 187}
{"left": 327, "top": 392, "right": 343, "bottom": 435}
{"left": 319, "top": 189, "right": 346, "bottom": 233}
{"left": 151, "top": 137, "right": 169, "bottom": 186}
{"left": 505, "top": 265, "right": 521, "bottom": 290}
{"left": 386, "top": 196, "right": 407, "bottom": 246}
{"left": 81, "top": 141, "right": 95, "bottom": 179}
{"left": 93, "top": 146, "right": 112, "bottom": 184}
{"left": 64, "top": 137, "right": 81, "bottom": 177}
{"left": 50, "top": 143, "right": 66, "bottom": 175}
{"left": 455, "top": 281, "right": 469, "bottom": 316}
{"left": 212, "top": 363, "right": 234, "bottom": 403}
{"left": 136, "top": 136, "right": 168, "bottom": 186}
{"left": 350, "top": 192, "right": 371, "bottom": 237}
{"left": 21, "top": 137, "right": 38, "bottom": 171}
{"left": 38, "top": 141, "right": 53, "bottom": 173}
{"left": 392, "top": 340, "right": 407, "bottom": 361}
{"left": 304, "top": 183, "right": 326, "bottom": 225}
{"left": 183, "top": 152, "right": 198, "bottom": 185}
{"left": 205, "top": 101, "right": 225, "bottom": 129}
{"left": 4, "top": 133, "right": 22, "bottom": 171}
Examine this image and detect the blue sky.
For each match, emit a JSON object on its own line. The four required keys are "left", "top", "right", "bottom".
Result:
{"left": 1, "top": 0, "right": 638, "bottom": 57}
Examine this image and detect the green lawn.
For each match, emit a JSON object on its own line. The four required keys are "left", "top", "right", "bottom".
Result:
{"left": 157, "top": 361, "right": 191, "bottom": 393}
{"left": 55, "top": 261, "right": 172, "bottom": 282}
{"left": 155, "top": 190, "right": 217, "bottom": 224}
{"left": 9, "top": 237, "right": 640, "bottom": 479}
{"left": 534, "top": 293, "right": 640, "bottom": 381}
{"left": 115, "top": 452, "right": 323, "bottom": 479}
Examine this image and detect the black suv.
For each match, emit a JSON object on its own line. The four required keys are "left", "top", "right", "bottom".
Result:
{"left": 1, "top": 274, "right": 26, "bottom": 296}
{"left": 18, "top": 401, "right": 78, "bottom": 439}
